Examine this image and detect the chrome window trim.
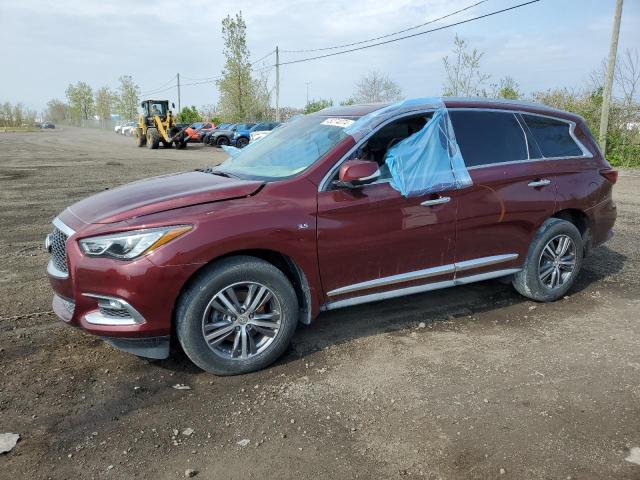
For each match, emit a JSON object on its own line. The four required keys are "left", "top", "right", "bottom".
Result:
{"left": 53, "top": 217, "right": 76, "bottom": 237}
{"left": 448, "top": 108, "right": 593, "bottom": 170}
{"left": 323, "top": 268, "right": 521, "bottom": 311}
{"left": 318, "top": 106, "right": 593, "bottom": 191}
{"left": 318, "top": 110, "right": 436, "bottom": 192}
{"left": 327, "top": 253, "right": 518, "bottom": 298}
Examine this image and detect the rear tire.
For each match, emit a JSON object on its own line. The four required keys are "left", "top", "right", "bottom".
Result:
{"left": 176, "top": 256, "right": 299, "bottom": 375}
{"left": 146, "top": 128, "right": 160, "bottom": 149}
{"left": 512, "top": 218, "right": 583, "bottom": 302}
{"left": 135, "top": 128, "right": 146, "bottom": 147}
{"left": 162, "top": 141, "right": 173, "bottom": 148}
{"left": 216, "top": 136, "right": 230, "bottom": 147}
{"left": 236, "top": 137, "right": 249, "bottom": 148}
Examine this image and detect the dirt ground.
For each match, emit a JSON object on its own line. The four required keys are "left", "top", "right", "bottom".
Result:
{"left": 0, "top": 127, "right": 639, "bottom": 480}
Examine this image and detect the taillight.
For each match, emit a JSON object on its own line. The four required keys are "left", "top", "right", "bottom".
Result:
{"left": 600, "top": 168, "right": 618, "bottom": 184}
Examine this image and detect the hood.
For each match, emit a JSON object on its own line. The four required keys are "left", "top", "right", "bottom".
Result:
{"left": 67, "top": 171, "right": 263, "bottom": 224}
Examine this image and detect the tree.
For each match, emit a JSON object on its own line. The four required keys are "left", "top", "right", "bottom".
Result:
{"left": 116, "top": 75, "right": 140, "bottom": 121}
{"left": 176, "top": 106, "right": 202, "bottom": 124}
{"left": 350, "top": 71, "right": 402, "bottom": 103}
{"left": 304, "top": 99, "right": 333, "bottom": 114}
{"left": 216, "top": 12, "right": 254, "bottom": 121}
{"left": 442, "top": 34, "right": 490, "bottom": 96}
{"left": 46, "top": 99, "right": 70, "bottom": 123}
{"left": 493, "top": 76, "right": 521, "bottom": 100}
{"left": 66, "top": 81, "right": 94, "bottom": 121}
{"left": 95, "top": 87, "right": 116, "bottom": 125}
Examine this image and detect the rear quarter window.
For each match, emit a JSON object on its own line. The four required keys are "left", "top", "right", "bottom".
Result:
{"left": 449, "top": 110, "right": 528, "bottom": 167}
{"left": 521, "top": 114, "right": 584, "bottom": 158}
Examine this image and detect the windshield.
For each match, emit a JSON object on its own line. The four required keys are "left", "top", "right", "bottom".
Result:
{"left": 217, "top": 115, "right": 354, "bottom": 179}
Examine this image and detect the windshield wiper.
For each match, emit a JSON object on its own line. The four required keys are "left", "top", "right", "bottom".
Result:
{"left": 197, "top": 167, "right": 236, "bottom": 178}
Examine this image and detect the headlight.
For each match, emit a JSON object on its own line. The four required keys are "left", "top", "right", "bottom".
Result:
{"left": 79, "top": 225, "right": 192, "bottom": 260}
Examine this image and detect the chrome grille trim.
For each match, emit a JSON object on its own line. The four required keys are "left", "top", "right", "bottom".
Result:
{"left": 47, "top": 218, "right": 75, "bottom": 279}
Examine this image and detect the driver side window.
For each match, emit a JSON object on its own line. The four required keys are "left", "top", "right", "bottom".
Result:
{"left": 332, "top": 113, "right": 433, "bottom": 187}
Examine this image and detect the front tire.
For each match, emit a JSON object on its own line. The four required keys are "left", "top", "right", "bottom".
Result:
{"left": 236, "top": 137, "right": 249, "bottom": 148}
{"left": 135, "top": 128, "right": 146, "bottom": 147}
{"left": 216, "top": 136, "right": 230, "bottom": 147}
{"left": 146, "top": 128, "right": 160, "bottom": 149}
{"left": 512, "top": 218, "right": 583, "bottom": 302}
{"left": 176, "top": 256, "right": 299, "bottom": 375}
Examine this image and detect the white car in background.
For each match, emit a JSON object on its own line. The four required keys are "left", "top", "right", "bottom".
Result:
{"left": 249, "top": 130, "right": 272, "bottom": 143}
{"left": 114, "top": 123, "right": 124, "bottom": 134}
{"left": 120, "top": 121, "right": 137, "bottom": 136}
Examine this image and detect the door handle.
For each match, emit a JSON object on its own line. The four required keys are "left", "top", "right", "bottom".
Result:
{"left": 420, "top": 196, "right": 450, "bottom": 207}
{"left": 527, "top": 179, "right": 551, "bottom": 187}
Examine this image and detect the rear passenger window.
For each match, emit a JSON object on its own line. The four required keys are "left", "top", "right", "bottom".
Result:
{"left": 449, "top": 111, "right": 528, "bottom": 167}
{"left": 521, "top": 114, "right": 583, "bottom": 158}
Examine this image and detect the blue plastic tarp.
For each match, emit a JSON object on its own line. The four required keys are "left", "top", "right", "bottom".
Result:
{"left": 384, "top": 105, "right": 472, "bottom": 197}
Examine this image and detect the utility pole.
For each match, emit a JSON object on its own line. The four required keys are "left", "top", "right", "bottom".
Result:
{"left": 275, "top": 46, "right": 280, "bottom": 122}
{"left": 599, "top": 0, "right": 624, "bottom": 153}
{"left": 305, "top": 81, "right": 311, "bottom": 106}
{"left": 177, "top": 73, "right": 181, "bottom": 114}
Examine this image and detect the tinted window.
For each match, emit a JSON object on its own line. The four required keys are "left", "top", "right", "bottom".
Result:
{"left": 449, "top": 111, "right": 528, "bottom": 167}
{"left": 521, "top": 114, "right": 583, "bottom": 157}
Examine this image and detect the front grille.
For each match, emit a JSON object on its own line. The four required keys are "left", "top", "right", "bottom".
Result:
{"left": 99, "top": 307, "right": 133, "bottom": 319}
{"left": 50, "top": 227, "right": 69, "bottom": 274}
{"left": 59, "top": 296, "right": 75, "bottom": 315}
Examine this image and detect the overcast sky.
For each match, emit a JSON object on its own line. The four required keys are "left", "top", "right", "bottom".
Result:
{"left": 1, "top": 0, "right": 638, "bottom": 113}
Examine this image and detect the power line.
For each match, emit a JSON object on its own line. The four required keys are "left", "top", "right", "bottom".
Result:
{"left": 278, "top": 0, "right": 541, "bottom": 66}
{"left": 140, "top": 76, "right": 177, "bottom": 95}
{"left": 281, "top": 0, "right": 489, "bottom": 53}
{"left": 251, "top": 49, "right": 276, "bottom": 65}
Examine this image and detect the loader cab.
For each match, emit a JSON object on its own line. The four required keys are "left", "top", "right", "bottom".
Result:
{"left": 142, "top": 100, "right": 169, "bottom": 121}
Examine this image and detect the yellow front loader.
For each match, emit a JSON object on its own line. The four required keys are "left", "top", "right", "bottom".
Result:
{"left": 135, "top": 100, "right": 187, "bottom": 149}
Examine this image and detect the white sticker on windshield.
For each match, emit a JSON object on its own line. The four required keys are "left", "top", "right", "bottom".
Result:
{"left": 321, "top": 118, "right": 355, "bottom": 128}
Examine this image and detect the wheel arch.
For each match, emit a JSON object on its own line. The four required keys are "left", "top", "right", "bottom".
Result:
{"left": 552, "top": 208, "right": 591, "bottom": 254}
{"left": 174, "top": 249, "right": 313, "bottom": 327}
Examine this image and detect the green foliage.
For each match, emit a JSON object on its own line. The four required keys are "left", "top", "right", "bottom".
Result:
{"left": 495, "top": 76, "right": 521, "bottom": 100}
{"left": 216, "top": 12, "right": 254, "bottom": 122}
{"left": 442, "top": 35, "right": 490, "bottom": 97}
{"left": 95, "top": 86, "right": 117, "bottom": 122}
{"left": 0, "top": 102, "right": 37, "bottom": 127}
{"left": 176, "top": 106, "right": 202, "bottom": 124}
{"left": 65, "top": 81, "right": 94, "bottom": 122}
{"left": 46, "top": 99, "right": 70, "bottom": 123}
{"left": 216, "top": 12, "right": 272, "bottom": 122}
{"left": 116, "top": 75, "right": 140, "bottom": 121}
{"left": 304, "top": 99, "right": 333, "bottom": 114}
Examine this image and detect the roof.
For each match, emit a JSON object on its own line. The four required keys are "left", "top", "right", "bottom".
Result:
{"left": 313, "top": 97, "right": 583, "bottom": 123}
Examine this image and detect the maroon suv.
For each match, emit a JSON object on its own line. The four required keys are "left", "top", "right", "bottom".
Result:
{"left": 46, "top": 98, "right": 617, "bottom": 375}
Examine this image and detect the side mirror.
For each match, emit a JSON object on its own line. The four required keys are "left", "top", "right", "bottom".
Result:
{"left": 337, "top": 160, "right": 380, "bottom": 187}
{"left": 172, "top": 102, "right": 175, "bottom": 108}
{"left": 140, "top": 102, "right": 145, "bottom": 108}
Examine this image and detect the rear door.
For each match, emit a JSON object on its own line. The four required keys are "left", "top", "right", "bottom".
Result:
{"left": 449, "top": 109, "right": 557, "bottom": 277}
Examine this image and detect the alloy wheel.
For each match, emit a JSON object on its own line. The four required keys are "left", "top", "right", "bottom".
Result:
{"left": 201, "top": 282, "right": 281, "bottom": 359}
{"left": 538, "top": 234, "right": 577, "bottom": 289}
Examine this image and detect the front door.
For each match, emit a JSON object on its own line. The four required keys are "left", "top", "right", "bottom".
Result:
{"left": 317, "top": 181, "right": 457, "bottom": 305}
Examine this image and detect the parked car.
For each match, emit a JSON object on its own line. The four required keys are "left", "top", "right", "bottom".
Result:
{"left": 200, "top": 123, "right": 230, "bottom": 143}
{"left": 232, "top": 122, "right": 280, "bottom": 148}
{"left": 41, "top": 122, "right": 55, "bottom": 129}
{"left": 120, "top": 121, "right": 137, "bottom": 136}
{"left": 209, "top": 123, "right": 255, "bottom": 147}
{"left": 114, "top": 123, "right": 123, "bottom": 133}
{"left": 202, "top": 123, "right": 233, "bottom": 146}
{"left": 45, "top": 98, "right": 617, "bottom": 375}
{"left": 184, "top": 122, "right": 215, "bottom": 142}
